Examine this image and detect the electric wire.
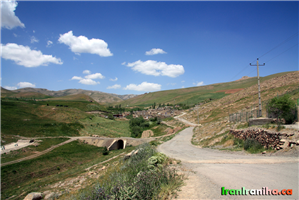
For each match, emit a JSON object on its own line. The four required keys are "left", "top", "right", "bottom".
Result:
{"left": 264, "top": 43, "right": 298, "bottom": 63}
{"left": 230, "top": 32, "right": 298, "bottom": 81}
{"left": 258, "top": 31, "right": 298, "bottom": 59}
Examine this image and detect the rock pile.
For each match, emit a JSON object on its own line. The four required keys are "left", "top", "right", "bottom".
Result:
{"left": 230, "top": 128, "right": 299, "bottom": 150}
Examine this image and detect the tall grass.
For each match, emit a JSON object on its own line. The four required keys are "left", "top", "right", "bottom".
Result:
{"left": 1, "top": 101, "right": 85, "bottom": 137}
{"left": 75, "top": 143, "right": 184, "bottom": 200}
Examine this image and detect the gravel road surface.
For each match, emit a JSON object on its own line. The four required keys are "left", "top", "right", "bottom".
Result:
{"left": 157, "top": 127, "right": 299, "bottom": 199}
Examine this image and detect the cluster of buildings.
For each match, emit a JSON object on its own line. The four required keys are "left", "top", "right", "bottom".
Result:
{"left": 131, "top": 107, "right": 182, "bottom": 119}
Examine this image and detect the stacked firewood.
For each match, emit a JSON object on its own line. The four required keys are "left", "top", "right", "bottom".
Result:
{"left": 229, "top": 129, "right": 296, "bottom": 150}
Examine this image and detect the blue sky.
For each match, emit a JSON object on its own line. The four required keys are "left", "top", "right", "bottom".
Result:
{"left": 1, "top": 1, "right": 298, "bottom": 95}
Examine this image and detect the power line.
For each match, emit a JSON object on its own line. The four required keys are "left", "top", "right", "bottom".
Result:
{"left": 230, "top": 59, "right": 256, "bottom": 81}
{"left": 264, "top": 43, "right": 298, "bottom": 63}
{"left": 258, "top": 31, "right": 298, "bottom": 59}
{"left": 230, "top": 32, "right": 298, "bottom": 81}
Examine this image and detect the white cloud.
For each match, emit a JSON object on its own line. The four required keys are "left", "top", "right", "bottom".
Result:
{"left": 85, "top": 73, "right": 104, "bottom": 79}
{"left": 193, "top": 81, "right": 204, "bottom": 86}
{"left": 145, "top": 48, "right": 167, "bottom": 55}
{"left": 83, "top": 70, "right": 91, "bottom": 74}
{"left": 167, "top": 83, "right": 176, "bottom": 86}
{"left": 71, "top": 72, "right": 104, "bottom": 85}
{"left": 1, "top": 43, "right": 63, "bottom": 67}
{"left": 124, "top": 82, "right": 161, "bottom": 92}
{"left": 121, "top": 62, "right": 126, "bottom": 65}
{"left": 1, "top": 0, "right": 25, "bottom": 29}
{"left": 17, "top": 82, "right": 35, "bottom": 88}
{"left": 13, "top": 33, "right": 17, "bottom": 37}
{"left": 110, "top": 77, "right": 118, "bottom": 81}
{"left": 71, "top": 76, "right": 83, "bottom": 80}
{"left": 33, "top": 30, "right": 35, "bottom": 33}
{"left": 58, "top": 31, "right": 113, "bottom": 57}
{"left": 181, "top": 80, "right": 185, "bottom": 83}
{"left": 126, "top": 60, "right": 184, "bottom": 78}
{"left": 79, "top": 79, "right": 99, "bottom": 85}
{"left": 107, "top": 84, "right": 121, "bottom": 89}
{"left": 31, "top": 36, "right": 39, "bottom": 43}
{"left": 181, "top": 86, "right": 185, "bottom": 88}
{"left": 4, "top": 86, "right": 17, "bottom": 90}
{"left": 47, "top": 40, "right": 53, "bottom": 47}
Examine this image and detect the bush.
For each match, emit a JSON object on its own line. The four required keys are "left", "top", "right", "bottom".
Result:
{"left": 131, "top": 126, "right": 142, "bottom": 138}
{"left": 244, "top": 138, "right": 263, "bottom": 153}
{"left": 76, "top": 143, "right": 183, "bottom": 200}
{"left": 102, "top": 147, "right": 109, "bottom": 155}
{"left": 266, "top": 94, "right": 296, "bottom": 124}
{"left": 233, "top": 138, "right": 244, "bottom": 148}
{"left": 107, "top": 113, "right": 114, "bottom": 120}
{"left": 129, "top": 117, "right": 146, "bottom": 138}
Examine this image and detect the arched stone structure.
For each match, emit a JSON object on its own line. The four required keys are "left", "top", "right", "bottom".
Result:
{"left": 108, "top": 139, "right": 126, "bottom": 151}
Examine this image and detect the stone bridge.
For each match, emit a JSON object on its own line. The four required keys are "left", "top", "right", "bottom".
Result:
{"left": 79, "top": 137, "right": 155, "bottom": 151}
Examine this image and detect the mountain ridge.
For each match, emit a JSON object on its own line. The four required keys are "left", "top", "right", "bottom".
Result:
{"left": 1, "top": 87, "right": 138, "bottom": 103}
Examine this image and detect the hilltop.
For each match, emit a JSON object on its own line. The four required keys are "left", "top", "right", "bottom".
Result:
{"left": 1, "top": 88, "right": 138, "bottom": 103}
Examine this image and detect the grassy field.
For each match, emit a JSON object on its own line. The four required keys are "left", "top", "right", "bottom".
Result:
{"left": 1, "top": 138, "right": 69, "bottom": 163}
{"left": 1, "top": 140, "right": 136, "bottom": 200}
{"left": 1, "top": 99, "right": 112, "bottom": 142}
{"left": 118, "top": 71, "right": 295, "bottom": 107}
{"left": 150, "top": 124, "right": 171, "bottom": 137}
{"left": 79, "top": 117, "right": 131, "bottom": 137}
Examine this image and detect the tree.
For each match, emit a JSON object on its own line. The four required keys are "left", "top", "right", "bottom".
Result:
{"left": 266, "top": 94, "right": 296, "bottom": 124}
{"left": 107, "top": 113, "right": 114, "bottom": 120}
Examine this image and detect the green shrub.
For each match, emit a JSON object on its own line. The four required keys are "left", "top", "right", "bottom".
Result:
{"left": 107, "top": 113, "right": 114, "bottom": 120}
{"left": 266, "top": 94, "right": 296, "bottom": 124}
{"left": 149, "top": 140, "right": 160, "bottom": 146}
{"left": 76, "top": 143, "right": 183, "bottom": 200}
{"left": 131, "top": 126, "right": 142, "bottom": 138}
{"left": 102, "top": 147, "right": 109, "bottom": 155}
{"left": 244, "top": 138, "right": 263, "bottom": 153}
{"left": 233, "top": 138, "right": 244, "bottom": 148}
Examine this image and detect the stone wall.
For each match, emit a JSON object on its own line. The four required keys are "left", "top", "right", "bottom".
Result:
{"left": 248, "top": 118, "right": 273, "bottom": 126}
{"left": 230, "top": 128, "right": 298, "bottom": 150}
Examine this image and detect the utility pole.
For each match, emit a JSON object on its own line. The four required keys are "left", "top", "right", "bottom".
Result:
{"left": 250, "top": 58, "right": 265, "bottom": 117}
{"left": 197, "top": 104, "right": 199, "bottom": 124}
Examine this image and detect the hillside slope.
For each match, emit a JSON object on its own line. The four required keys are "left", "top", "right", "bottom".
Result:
{"left": 5, "top": 88, "right": 137, "bottom": 103}
{"left": 179, "top": 71, "right": 299, "bottom": 147}
{"left": 120, "top": 71, "right": 295, "bottom": 107}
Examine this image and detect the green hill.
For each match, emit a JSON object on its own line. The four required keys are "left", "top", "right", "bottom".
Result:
{"left": 119, "top": 71, "right": 295, "bottom": 107}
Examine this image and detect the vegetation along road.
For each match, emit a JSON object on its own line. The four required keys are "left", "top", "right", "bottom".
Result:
{"left": 158, "top": 127, "right": 299, "bottom": 199}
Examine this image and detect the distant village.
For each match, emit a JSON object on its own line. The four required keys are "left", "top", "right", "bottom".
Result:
{"left": 109, "top": 106, "right": 183, "bottom": 120}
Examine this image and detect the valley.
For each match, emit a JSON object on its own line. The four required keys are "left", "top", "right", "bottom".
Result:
{"left": 1, "top": 70, "right": 299, "bottom": 200}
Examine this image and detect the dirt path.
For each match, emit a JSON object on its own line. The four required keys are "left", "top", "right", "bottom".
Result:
{"left": 1, "top": 133, "right": 171, "bottom": 167}
{"left": 174, "top": 112, "right": 200, "bottom": 127}
{"left": 1, "top": 138, "right": 77, "bottom": 167}
{"left": 158, "top": 127, "right": 299, "bottom": 199}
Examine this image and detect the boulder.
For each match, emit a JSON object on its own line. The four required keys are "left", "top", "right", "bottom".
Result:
{"left": 23, "top": 192, "right": 42, "bottom": 200}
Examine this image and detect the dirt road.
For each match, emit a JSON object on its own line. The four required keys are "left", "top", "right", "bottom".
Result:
{"left": 174, "top": 113, "right": 199, "bottom": 127}
{"left": 157, "top": 127, "right": 299, "bottom": 199}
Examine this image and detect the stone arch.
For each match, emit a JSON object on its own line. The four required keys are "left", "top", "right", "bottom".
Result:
{"left": 108, "top": 139, "right": 126, "bottom": 151}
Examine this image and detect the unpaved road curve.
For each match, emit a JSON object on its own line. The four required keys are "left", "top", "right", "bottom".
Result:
{"left": 158, "top": 127, "right": 299, "bottom": 199}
